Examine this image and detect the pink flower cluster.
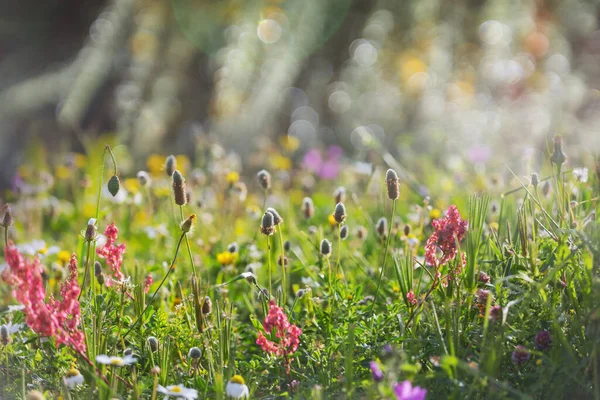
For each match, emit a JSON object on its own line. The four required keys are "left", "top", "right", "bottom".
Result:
{"left": 256, "top": 301, "right": 302, "bottom": 373}
{"left": 96, "top": 222, "right": 126, "bottom": 285}
{"left": 425, "top": 205, "right": 468, "bottom": 267}
{"left": 143, "top": 273, "right": 153, "bottom": 294}
{"left": 2, "top": 246, "right": 86, "bottom": 353}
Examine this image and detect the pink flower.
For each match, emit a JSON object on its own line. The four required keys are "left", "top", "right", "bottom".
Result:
{"left": 256, "top": 301, "right": 302, "bottom": 373}
{"left": 2, "top": 246, "right": 85, "bottom": 354}
{"left": 424, "top": 205, "right": 468, "bottom": 267}
{"left": 302, "top": 146, "right": 343, "bottom": 180}
{"left": 96, "top": 223, "right": 126, "bottom": 284}
{"left": 143, "top": 273, "right": 153, "bottom": 294}
{"left": 393, "top": 380, "right": 427, "bottom": 400}
{"left": 406, "top": 290, "right": 417, "bottom": 305}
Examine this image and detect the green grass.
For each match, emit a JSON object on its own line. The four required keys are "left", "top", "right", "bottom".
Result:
{"left": 0, "top": 139, "right": 598, "bottom": 399}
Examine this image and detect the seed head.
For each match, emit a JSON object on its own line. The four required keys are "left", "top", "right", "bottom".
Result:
{"left": 123, "top": 348, "right": 134, "bottom": 357}
{"left": 151, "top": 366, "right": 161, "bottom": 375}
{"left": 530, "top": 173, "right": 539, "bottom": 188}
{"left": 188, "top": 346, "right": 202, "bottom": 359}
{"left": 201, "top": 296, "right": 212, "bottom": 316}
{"left": 295, "top": 288, "right": 309, "bottom": 298}
{"left": 256, "top": 169, "right": 271, "bottom": 190}
{"left": 550, "top": 136, "right": 567, "bottom": 166}
{"left": 542, "top": 181, "right": 551, "bottom": 197}
{"left": 283, "top": 240, "right": 291, "bottom": 252}
{"left": 165, "top": 155, "right": 177, "bottom": 177}
{"left": 302, "top": 197, "right": 315, "bottom": 219}
{"left": 340, "top": 225, "right": 349, "bottom": 240}
{"left": 107, "top": 175, "right": 120, "bottom": 197}
{"left": 172, "top": 170, "right": 187, "bottom": 206}
{"left": 85, "top": 218, "right": 97, "bottom": 242}
{"left": 277, "top": 255, "right": 289, "bottom": 267}
{"left": 320, "top": 239, "right": 332, "bottom": 257}
{"left": 147, "top": 336, "right": 159, "bottom": 352}
{"left": 94, "top": 261, "right": 103, "bottom": 276}
{"left": 333, "top": 186, "right": 346, "bottom": 204}
{"left": 0, "top": 204, "right": 13, "bottom": 227}
{"left": 266, "top": 207, "right": 283, "bottom": 225}
{"left": 137, "top": 171, "right": 151, "bottom": 187}
{"left": 227, "top": 242, "right": 239, "bottom": 253}
{"left": 403, "top": 224, "right": 410, "bottom": 236}
{"left": 261, "top": 211, "right": 276, "bottom": 235}
{"left": 385, "top": 169, "right": 400, "bottom": 200}
{"left": 376, "top": 217, "right": 388, "bottom": 238}
{"left": 333, "top": 202, "right": 346, "bottom": 224}
{"left": 0, "top": 325, "right": 11, "bottom": 346}
{"left": 356, "top": 226, "right": 367, "bottom": 240}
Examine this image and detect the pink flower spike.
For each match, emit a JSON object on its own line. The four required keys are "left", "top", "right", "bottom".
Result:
{"left": 424, "top": 205, "right": 468, "bottom": 267}
{"left": 96, "top": 222, "right": 126, "bottom": 284}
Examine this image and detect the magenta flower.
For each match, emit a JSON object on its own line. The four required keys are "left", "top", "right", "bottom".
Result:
{"left": 393, "top": 380, "right": 427, "bottom": 400}
{"left": 425, "top": 205, "right": 468, "bottom": 267}
{"left": 370, "top": 361, "right": 384, "bottom": 382}
{"left": 534, "top": 330, "right": 552, "bottom": 351}
{"left": 302, "top": 146, "right": 343, "bottom": 180}
{"left": 511, "top": 345, "right": 531, "bottom": 366}
{"left": 406, "top": 290, "right": 417, "bottom": 305}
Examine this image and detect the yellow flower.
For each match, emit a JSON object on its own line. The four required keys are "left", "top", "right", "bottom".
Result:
{"left": 123, "top": 178, "right": 140, "bottom": 194}
{"left": 55, "top": 165, "right": 72, "bottom": 180}
{"left": 154, "top": 187, "right": 171, "bottom": 198}
{"left": 175, "top": 155, "right": 190, "bottom": 175}
{"left": 217, "top": 251, "right": 237, "bottom": 266}
{"left": 82, "top": 203, "right": 96, "bottom": 219}
{"left": 270, "top": 154, "right": 292, "bottom": 171}
{"left": 397, "top": 54, "right": 427, "bottom": 83}
{"left": 134, "top": 211, "right": 148, "bottom": 225}
{"left": 146, "top": 154, "right": 164, "bottom": 176}
{"left": 280, "top": 135, "right": 300, "bottom": 152}
{"left": 58, "top": 250, "right": 71, "bottom": 264}
{"left": 489, "top": 222, "right": 499, "bottom": 232}
{"left": 226, "top": 172, "right": 239, "bottom": 184}
{"left": 536, "top": 359, "right": 542, "bottom": 366}
{"left": 328, "top": 214, "right": 337, "bottom": 227}
{"left": 429, "top": 208, "right": 441, "bottom": 220}
{"left": 73, "top": 153, "right": 87, "bottom": 169}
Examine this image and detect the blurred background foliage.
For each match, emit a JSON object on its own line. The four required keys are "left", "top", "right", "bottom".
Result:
{"left": 1, "top": 0, "right": 600, "bottom": 189}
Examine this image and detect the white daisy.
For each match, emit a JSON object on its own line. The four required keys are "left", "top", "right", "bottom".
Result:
{"left": 226, "top": 375, "right": 249, "bottom": 399}
{"left": 95, "top": 354, "right": 137, "bottom": 366}
{"left": 157, "top": 384, "right": 198, "bottom": 399}
{"left": 15, "top": 240, "right": 59, "bottom": 258}
{"left": 64, "top": 368, "right": 85, "bottom": 388}
{"left": 573, "top": 167, "right": 589, "bottom": 183}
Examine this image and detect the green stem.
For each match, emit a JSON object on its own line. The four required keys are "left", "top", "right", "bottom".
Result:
{"left": 278, "top": 228, "right": 286, "bottom": 305}
{"left": 267, "top": 235, "right": 272, "bottom": 298}
{"left": 371, "top": 200, "right": 396, "bottom": 318}
{"left": 120, "top": 233, "right": 185, "bottom": 344}
{"left": 180, "top": 206, "right": 197, "bottom": 277}
{"left": 79, "top": 241, "right": 93, "bottom": 301}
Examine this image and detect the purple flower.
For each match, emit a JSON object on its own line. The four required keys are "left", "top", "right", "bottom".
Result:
{"left": 302, "top": 147, "right": 342, "bottom": 180}
{"left": 489, "top": 305, "right": 502, "bottom": 322}
{"left": 468, "top": 144, "right": 492, "bottom": 164}
{"left": 370, "top": 361, "right": 384, "bottom": 382}
{"left": 479, "top": 271, "right": 490, "bottom": 284}
{"left": 393, "top": 380, "right": 427, "bottom": 400}
{"left": 383, "top": 344, "right": 393, "bottom": 354}
{"left": 511, "top": 345, "right": 531, "bottom": 366}
{"left": 327, "top": 145, "right": 343, "bottom": 159}
{"left": 534, "top": 330, "right": 552, "bottom": 351}
{"left": 303, "top": 149, "right": 323, "bottom": 172}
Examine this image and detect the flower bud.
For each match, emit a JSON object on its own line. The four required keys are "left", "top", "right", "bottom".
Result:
{"left": 180, "top": 214, "right": 196, "bottom": 233}
{"left": 85, "top": 218, "right": 97, "bottom": 242}
{"left": 107, "top": 175, "right": 120, "bottom": 197}
{"left": 295, "top": 288, "right": 308, "bottom": 298}
{"left": 260, "top": 211, "right": 276, "bottom": 235}
{"left": 283, "top": 240, "right": 291, "bottom": 252}
{"left": 151, "top": 366, "right": 161, "bottom": 375}
{"left": 201, "top": 296, "right": 212, "bottom": 316}
{"left": 277, "top": 255, "right": 289, "bottom": 267}
{"left": 356, "top": 226, "right": 367, "bottom": 240}
{"left": 333, "top": 186, "right": 346, "bottom": 204}
{"left": 1, "top": 204, "right": 13, "bottom": 227}
{"left": 320, "top": 239, "right": 332, "bottom": 257}
{"left": 94, "top": 261, "right": 103, "bottom": 276}
{"left": 550, "top": 136, "right": 567, "bottom": 166}
{"left": 172, "top": 170, "right": 187, "bottom": 206}
{"left": 165, "top": 155, "right": 177, "bottom": 177}
{"left": 147, "top": 336, "right": 159, "bottom": 352}
{"left": 302, "top": 197, "right": 315, "bottom": 219}
{"left": 266, "top": 207, "right": 283, "bottom": 225}
{"left": 339, "top": 225, "right": 349, "bottom": 240}
{"left": 137, "top": 171, "right": 151, "bottom": 187}
{"left": 403, "top": 224, "right": 410, "bottom": 236}
{"left": 376, "top": 217, "right": 388, "bottom": 238}
{"left": 542, "top": 181, "right": 551, "bottom": 197}
{"left": 385, "top": 169, "right": 400, "bottom": 200}
{"left": 123, "top": 348, "right": 134, "bottom": 357}
{"left": 256, "top": 169, "right": 271, "bottom": 190}
{"left": 333, "top": 202, "right": 346, "bottom": 224}
{"left": 188, "top": 346, "right": 202, "bottom": 359}
{"left": 530, "top": 173, "right": 539, "bottom": 188}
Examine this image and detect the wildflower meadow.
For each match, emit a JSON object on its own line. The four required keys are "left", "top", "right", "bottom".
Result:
{"left": 0, "top": 136, "right": 598, "bottom": 400}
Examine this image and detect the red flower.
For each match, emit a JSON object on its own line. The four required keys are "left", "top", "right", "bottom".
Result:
{"left": 256, "top": 301, "right": 302, "bottom": 373}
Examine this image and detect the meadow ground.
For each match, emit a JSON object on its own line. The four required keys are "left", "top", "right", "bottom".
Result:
{"left": 0, "top": 137, "right": 598, "bottom": 399}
